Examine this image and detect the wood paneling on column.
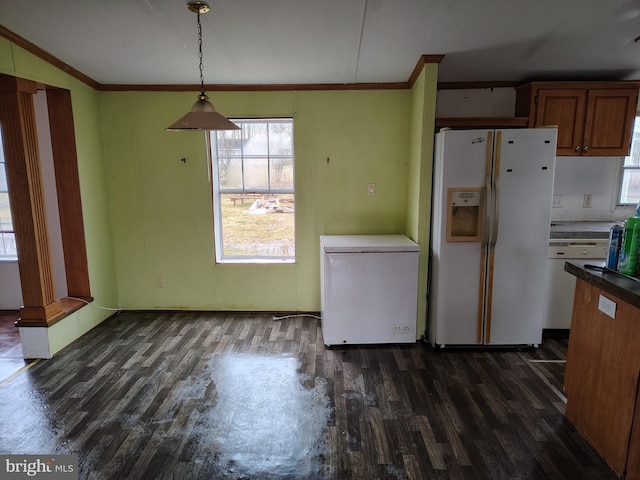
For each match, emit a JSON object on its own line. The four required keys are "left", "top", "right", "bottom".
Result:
{"left": 46, "top": 88, "right": 92, "bottom": 301}
{"left": 0, "top": 74, "right": 62, "bottom": 325}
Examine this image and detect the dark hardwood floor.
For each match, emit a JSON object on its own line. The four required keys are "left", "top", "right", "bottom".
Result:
{"left": 0, "top": 310, "right": 27, "bottom": 383}
{"left": 0, "top": 312, "right": 617, "bottom": 480}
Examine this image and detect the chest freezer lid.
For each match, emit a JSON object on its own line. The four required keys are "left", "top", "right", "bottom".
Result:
{"left": 320, "top": 235, "right": 419, "bottom": 253}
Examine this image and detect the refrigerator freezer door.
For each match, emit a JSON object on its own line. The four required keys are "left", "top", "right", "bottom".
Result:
{"left": 485, "top": 129, "right": 556, "bottom": 345}
{"left": 429, "top": 129, "right": 493, "bottom": 346}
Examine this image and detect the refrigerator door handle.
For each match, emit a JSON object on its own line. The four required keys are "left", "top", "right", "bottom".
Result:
{"left": 482, "top": 129, "right": 493, "bottom": 247}
{"left": 492, "top": 179, "right": 500, "bottom": 248}
{"left": 477, "top": 131, "right": 493, "bottom": 344}
{"left": 491, "top": 132, "right": 502, "bottom": 249}
{"left": 482, "top": 177, "right": 492, "bottom": 246}
{"left": 485, "top": 130, "right": 503, "bottom": 345}
{"left": 486, "top": 183, "right": 498, "bottom": 344}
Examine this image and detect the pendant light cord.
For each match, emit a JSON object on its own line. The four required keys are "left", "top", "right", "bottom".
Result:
{"left": 197, "top": 10, "right": 205, "bottom": 96}
{"left": 167, "top": 2, "right": 239, "bottom": 131}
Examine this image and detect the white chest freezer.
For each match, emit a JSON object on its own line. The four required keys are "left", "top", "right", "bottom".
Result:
{"left": 320, "top": 235, "right": 419, "bottom": 346}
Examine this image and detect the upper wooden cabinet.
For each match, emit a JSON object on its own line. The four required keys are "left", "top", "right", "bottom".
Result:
{"left": 515, "top": 82, "right": 639, "bottom": 156}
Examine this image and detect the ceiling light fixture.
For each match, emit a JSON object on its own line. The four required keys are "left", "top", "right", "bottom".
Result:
{"left": 167, "top": 1, "right": 239, "bottom": 131}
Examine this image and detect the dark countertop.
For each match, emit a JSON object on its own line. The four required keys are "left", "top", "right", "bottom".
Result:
{"left": 564, "top": 261, "right": 640, "bottom": 309}
{"left": 550, "top": 221, "right": 619, "bottom": 239}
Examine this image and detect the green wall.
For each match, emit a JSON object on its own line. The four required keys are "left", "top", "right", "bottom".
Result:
{"left": 0, "top": 39, "right": 119, "bottom": 355}
{"left": 1, "top": 34, "right": 439, "bottom": 348}
{"left": 101, "top": 89, "right": 414, "bottom": 311}
{"left": 406, "top": 66, "right": 439, "bottom": 337}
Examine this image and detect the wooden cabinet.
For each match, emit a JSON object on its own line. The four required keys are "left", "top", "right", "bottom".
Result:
{"left": 564, "top": 278, "right": 640, "bottom": 477}
{"left": 515, "top": 82, "right": 639, "bottom": 156}
{"left": 629, "top": 393, "right": 640, "bottom": 480}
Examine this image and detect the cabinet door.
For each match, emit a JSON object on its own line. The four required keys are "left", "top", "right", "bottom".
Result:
{"left": 565, "top": 280, "right": 640, "bottom": 475}
{"left": 582, "top": 88, "right": 639, "bottom": 156}
{"left": 534, "top": 89, "right": 586, "bottom": 156}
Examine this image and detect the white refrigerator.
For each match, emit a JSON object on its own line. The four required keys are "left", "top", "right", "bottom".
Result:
{"left": 320, "top": 235, "right": 419, "bottom": 346}
{"left": 428, "top": 128, "right": 557, "bottom": 347}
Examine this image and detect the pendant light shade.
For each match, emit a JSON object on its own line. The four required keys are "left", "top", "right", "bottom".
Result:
{"left": 167, "top": 93, "right": 239, "bottom": 131}
{"left": 167, "top": 1, "right": 239, "bottom": 131}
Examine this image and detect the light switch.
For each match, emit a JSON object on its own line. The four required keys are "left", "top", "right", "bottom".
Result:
{"left": 368, "top": 183, "right": 376, "bottom": 196}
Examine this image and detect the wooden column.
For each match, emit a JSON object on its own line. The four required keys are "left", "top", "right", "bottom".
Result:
{"left": 46, "top": 88, "right": 92, "bottom": 301}
{"left": 0, "top": 74, "right": 62, "bottom": 324}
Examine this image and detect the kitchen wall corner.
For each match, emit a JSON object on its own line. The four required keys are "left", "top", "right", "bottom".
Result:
{"left": 552, "top": 156, "right": 631, "bottom": 222}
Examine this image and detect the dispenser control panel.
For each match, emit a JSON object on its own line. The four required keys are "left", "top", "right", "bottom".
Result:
{"left": 451, "top": 191, "right": 481, "bottom": 207}
{"left": 447, "top": 188, "right": 483, "bottom": 242}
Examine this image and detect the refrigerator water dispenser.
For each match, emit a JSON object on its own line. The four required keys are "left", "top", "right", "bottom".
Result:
{"left": 447, "top": 188, "right": 484, "bottom": 242}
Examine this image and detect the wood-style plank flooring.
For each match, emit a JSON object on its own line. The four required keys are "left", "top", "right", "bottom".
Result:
{"left": 0, "top": 312, "right": 617, "bottom": 479}
{"left": 0, "top": 310, "right": 26, "bottom": 383}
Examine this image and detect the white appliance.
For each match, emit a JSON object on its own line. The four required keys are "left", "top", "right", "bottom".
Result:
{"left": 320, "top": 235, "right": 419, "bottom": 346}
{"left": 428, "top": 128, "right": 557, "bottom": 347}
{"left": 544, "top": 239, "right": 608, "bottom": 329}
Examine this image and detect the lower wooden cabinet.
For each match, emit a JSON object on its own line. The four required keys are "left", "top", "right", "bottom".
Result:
{"left": 564, "top": 279, "right": 640, "bottom": 478}
{"left": 629, "top": 394, "right": 640, "bottom": 480}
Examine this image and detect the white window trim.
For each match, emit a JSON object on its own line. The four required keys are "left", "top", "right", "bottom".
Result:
{"left": 209, "top": 118, "right": 295, "bottom": 264}
{"left": 616, "top": 114, "right": 640, "bottom": 207}
{"left": 0, "top": 149, "right": 17, "bottom": 261}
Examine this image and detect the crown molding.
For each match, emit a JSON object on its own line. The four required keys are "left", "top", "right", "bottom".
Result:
{"left": 408, "top": 55, "right": 445, "bottom": 87}
{"left": 99, "top": 82, "right": 411, "bottom": 92}
{"left": 437, "top": 81, "right": 520, "bottom": 90}
{"left": 0, "top": 25, "right": 100, "bottom": 90}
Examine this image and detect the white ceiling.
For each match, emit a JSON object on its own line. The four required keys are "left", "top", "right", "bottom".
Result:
{"left": 0, "top": 0, "right": 639, "bottom": 86}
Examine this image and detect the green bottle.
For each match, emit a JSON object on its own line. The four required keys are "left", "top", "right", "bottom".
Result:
{"left": 619, "top": 217, "right": 640, "bottom": 275}
{"left": 627, "top": 223, "right": 640, "bottom": 276}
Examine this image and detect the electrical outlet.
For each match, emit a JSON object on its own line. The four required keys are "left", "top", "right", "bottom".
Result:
{"left": 583, "top": 193, "right": 592, "bottom": 208}
{"left": 368, "top": 183, "right": 376, "bottom": 196}
{"left": 392, "top": 325, "right": 411, "bottom": 334}
{"left": 155, "top": 274, "right": 164, "bottom": 288}
{"left": 552, "top": 194, "right": 563, "bottom": 208}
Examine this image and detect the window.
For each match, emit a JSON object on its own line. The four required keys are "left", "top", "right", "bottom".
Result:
{"left": 210, "top": 118, "right": 295, "bottom": 262}
{"left": 619, "top": 116, "right": 640, "bottom": 205}
{"left": 0, "top": 133, "right": 17, "bottom": 260}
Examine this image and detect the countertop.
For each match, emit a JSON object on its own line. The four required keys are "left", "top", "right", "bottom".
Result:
{"left": 550, "top": 221, "right": 619, "bottom": 239}
{"left": 564, "top": 260, "right": 640, "bottom": 309}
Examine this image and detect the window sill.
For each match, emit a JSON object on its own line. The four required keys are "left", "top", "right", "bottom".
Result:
{"left": 216, "top": 258, "right": 296, "bottom": 265}
{"left": 0, "top": 257, "right": 18, "bottom": 263}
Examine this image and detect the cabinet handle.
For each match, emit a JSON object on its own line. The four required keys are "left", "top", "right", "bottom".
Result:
{"left": 575, "top": 145, "right": 581, "bottom": 151}
{"left": 583, "top": 146, "right": 589, "bottom": 151}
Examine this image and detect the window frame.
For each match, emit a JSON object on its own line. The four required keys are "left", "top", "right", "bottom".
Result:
{"left": 618, "top": 115, "right": 640, "bottom": 207}
{"left": 0, "top": 135, "right": 17, "bottom": 261}
{"left": 209, "top": 118, "right": 295, "bottom": 264}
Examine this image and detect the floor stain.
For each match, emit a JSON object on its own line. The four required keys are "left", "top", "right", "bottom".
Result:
{"left": 196, "top": 354, "right": 331, "bottom": 479}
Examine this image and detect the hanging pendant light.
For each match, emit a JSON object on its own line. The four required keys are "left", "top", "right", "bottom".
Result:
{"left": 167, "top": 1, "right": 239, "bottom": 131}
